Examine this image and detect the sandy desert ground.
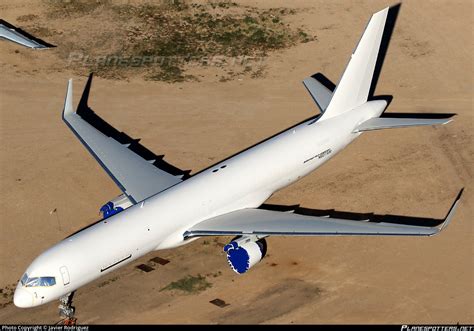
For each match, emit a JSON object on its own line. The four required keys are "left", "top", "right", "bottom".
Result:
{"left": 0, "top": 0, "right": 472, "bottom": 324}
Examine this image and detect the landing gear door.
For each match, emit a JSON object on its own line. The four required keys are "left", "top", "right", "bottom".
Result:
{"left": 60, "top": 266, "right": 70, "bottom": 286}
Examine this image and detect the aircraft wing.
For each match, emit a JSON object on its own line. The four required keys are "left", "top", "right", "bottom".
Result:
{"left": 62, "top": 76, "right": 183, "bottom": 204}
{"left": 184, "top": 190, "right": 462, "bottom": 238}
{"left": 0, "top": 19, "right": 54, "bottom": 49}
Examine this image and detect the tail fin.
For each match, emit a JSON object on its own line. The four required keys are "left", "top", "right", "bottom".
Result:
{"left": 321, "top": 7, "right": 389, "bottom": 120}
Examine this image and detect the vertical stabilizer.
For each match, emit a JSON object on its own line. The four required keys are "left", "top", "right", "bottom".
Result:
{"left": 321, "top": 7, "right": 389, "bottom": 120}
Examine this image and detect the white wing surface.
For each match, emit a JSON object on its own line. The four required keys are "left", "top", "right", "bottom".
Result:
{"left": 62, "top": 76, "right": 183, "bottom": 204}
{"left": 184, "top": 190, "right": 462, "bottom": 238}
{"left": 0, "top": 19, "right": 53, "bottom": 49}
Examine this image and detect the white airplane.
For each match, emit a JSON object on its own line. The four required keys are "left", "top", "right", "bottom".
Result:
{"left": 13, "top": 7, "right": 462, "bottom": 319}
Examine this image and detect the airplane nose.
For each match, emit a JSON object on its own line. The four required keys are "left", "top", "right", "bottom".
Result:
{"left": 13, "top": 286, "right": 33, "bottom": 308}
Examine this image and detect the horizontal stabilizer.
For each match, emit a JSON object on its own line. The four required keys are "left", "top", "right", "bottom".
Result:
{"left": 302, "top": 76, "right": 333, "bottom": 112}
{"left": 354, "top": 117, "right": 452, "bottom": 132}
{"left": 184, "top": 190, "right": 462, "bottom": 238}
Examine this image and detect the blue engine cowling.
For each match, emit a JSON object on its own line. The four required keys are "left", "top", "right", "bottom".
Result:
{"left": 100, "top": 202, "right": 124, "bottom": 219}
{"left": 100, "top": 194, "right": 133, "bottom": 219}
{"left": 224, "top": 237, "right": 267, "bottom": 274}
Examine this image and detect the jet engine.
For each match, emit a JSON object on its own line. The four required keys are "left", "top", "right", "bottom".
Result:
{"left": 100, "top": 194, "right": 133, "bottom": 219}
{"left": 223, "top": 236, "right": 267, "bottom": 274}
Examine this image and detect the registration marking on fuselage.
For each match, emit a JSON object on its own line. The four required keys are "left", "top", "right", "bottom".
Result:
{"left": 304, "top": 148, "right": 332, "bottom": 164}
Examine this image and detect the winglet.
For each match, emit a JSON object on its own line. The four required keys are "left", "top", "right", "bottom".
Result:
{"left": 63, "top": 78, "right": 74, "bottom": 117}
{"left": 435, "top": 188, "right": 464, "bottom": 234}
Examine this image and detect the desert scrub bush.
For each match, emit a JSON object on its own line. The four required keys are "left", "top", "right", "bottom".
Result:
{"left": 44, "top": 0, "right": 315, "bottom": 82}
{"left": 160, "top": 274, "right": 212, "bottom": 294}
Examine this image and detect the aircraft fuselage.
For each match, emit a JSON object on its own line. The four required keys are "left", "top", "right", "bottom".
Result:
{"left": 13, "top": 100, "right": 386, "bottom": 308}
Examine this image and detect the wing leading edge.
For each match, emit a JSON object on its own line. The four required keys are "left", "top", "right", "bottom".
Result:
{"left": 62, "top": 76, "right": 183, "bottom": 204}
{"left": 184, "top": 189, "right": 463, "bottom": 238}
{"left": 0, "top": 19, "right": 54, "bottom": 49}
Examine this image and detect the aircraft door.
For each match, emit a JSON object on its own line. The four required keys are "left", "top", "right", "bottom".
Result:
{"left": 59, "top": 266, "right": 70, "bottom": 286}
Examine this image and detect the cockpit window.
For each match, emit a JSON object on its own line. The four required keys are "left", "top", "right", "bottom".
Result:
{"left": 38, "top": 277, "right": 56, "bottom": 286}
{"left": 20, "top": 273, "right": 28, "bottom": 286}
{"left": 25, "top": 277, "right": 41, "bottom": 287}
{"left": 21, "top": 274, "right": 56, "bottom": 287}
